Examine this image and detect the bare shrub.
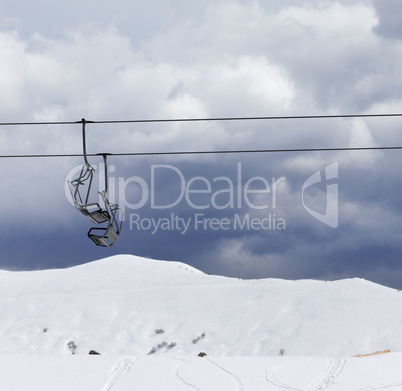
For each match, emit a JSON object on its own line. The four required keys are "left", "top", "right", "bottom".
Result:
{"left": 192, "top": 332, "right": 206, "bottom": 344}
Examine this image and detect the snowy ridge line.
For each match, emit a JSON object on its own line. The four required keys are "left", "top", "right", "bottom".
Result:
{"left": 206, "top": 357, "right": 244, "bottom": 391}
{"left": 102, "top": 356, "right": 137, "bottom": 391}
{"left": 168, "top": 356, "right": 201, "bottom": 391}
{"left": 3, "top": 254, "right": 402, "bottom": 358}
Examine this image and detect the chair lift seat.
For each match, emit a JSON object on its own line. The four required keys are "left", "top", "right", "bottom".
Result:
{"left": 68, "top": 165, "right": 111, "bottom": 224}
{"left": 76, "top": 202, "right": 110, "bottom": 224}
{"left": 87, "top": 190, "right": 122, "bottom": 247}
{"left": 88, "top": 224, "right": 119, "bottom": 247}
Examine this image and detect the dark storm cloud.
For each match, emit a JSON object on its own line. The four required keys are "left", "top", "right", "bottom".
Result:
{"left": 373, "top": 0, "right": 402, "bottom": 40}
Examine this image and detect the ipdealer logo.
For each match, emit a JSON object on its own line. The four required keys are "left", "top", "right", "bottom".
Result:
{"left": 65, "top": 162, "right": 339, "bottom": 232}
{"left": 302, "top": 162, "right": 338, "bottom": 228}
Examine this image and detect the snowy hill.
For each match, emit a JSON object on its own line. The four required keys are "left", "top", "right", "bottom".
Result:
{"left": 1, "top": 254, "right": 401, "bottom": 357}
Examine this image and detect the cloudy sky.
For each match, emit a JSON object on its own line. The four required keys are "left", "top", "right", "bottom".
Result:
{"left": 1, "top": 0, "right": 402, "bottom": 288}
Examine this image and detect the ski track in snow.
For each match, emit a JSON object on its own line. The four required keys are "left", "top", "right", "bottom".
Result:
{"left": 351, "top": 382, "right": 402, "bottom": 391}
{"left": 306, "top": 357, "right": 347, "bottom": 391}
{"left": 263, "top": 357, "right": 347, "bottom": 391}
{"left": 264, "top": 361, "right": 305, "bottom": 391}
{"left": 168, "top": 356, "right": 201, "bottom": 391}
{"left": 102, "top": 356, "right": 137, "bottom": 391}
{"left": 266, "top": 372, "right": 303, "bottom": 391}
{"left": 206, "top": 357, "right": 244, "bottom": 391}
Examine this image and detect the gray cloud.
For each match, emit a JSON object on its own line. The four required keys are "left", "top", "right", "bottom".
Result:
{"left": 373, "top": 0, "right": 402, "bottom": 40}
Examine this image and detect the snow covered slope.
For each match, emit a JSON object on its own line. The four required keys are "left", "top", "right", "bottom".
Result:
{"left": 2, "top": 353, "right": 402, "bottom": 391}
{"left": 1, "top": 254, "right": 401, "bottom": 358}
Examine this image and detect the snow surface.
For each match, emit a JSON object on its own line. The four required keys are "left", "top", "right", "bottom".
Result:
{"left": 1, "top": 354, "right": 402, "bottom": 390}
{"left": 1, "top": 254, "right": 402, "bottom": 390}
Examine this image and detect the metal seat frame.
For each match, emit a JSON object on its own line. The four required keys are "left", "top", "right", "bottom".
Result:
{"left": 69, "top": 118, "right": 123, "bottom": 246}
{"left": 87, "top": 190, "right": 122, "bottom": 247}
{"left": 69, "top": 164, "right": 110, "bottom": 224}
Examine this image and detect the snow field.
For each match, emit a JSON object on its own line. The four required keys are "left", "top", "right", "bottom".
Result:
{"left": 1, "top": 354, "right": 402, "bottom": 390}
{"left": 1, "top": 254, "right": 402, "bottom": 389}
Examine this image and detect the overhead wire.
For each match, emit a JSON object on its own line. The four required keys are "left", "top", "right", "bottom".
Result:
{"left": 0, "top": 112, "right": 402, "bottom": 126}
{"left": 0, "top": 146, "right": 400, "bottom": 159}
{"left": 0, "top": 113, "right": 400, "bottom": 158}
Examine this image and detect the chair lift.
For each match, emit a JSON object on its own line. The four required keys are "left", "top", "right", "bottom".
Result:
{"left": 68, "top": 118, "right": 122, "bottom": 247}
{"left": 69, "top": 163, "right": 110, "bottom": 224}
{"left": 87, "top": 154, "right": 123, "bottom": 247}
